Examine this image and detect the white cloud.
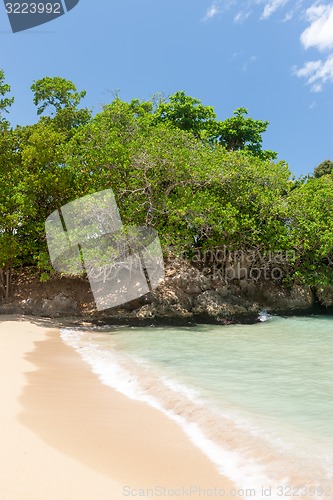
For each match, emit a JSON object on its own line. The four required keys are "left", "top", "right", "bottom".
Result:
{"left": 294, "top": 55, "right": 333, "bottom": 91}
{"left": 294, "top": 60, "right": 322, "bottom": 78}
{"left": 203, "top": 0, "right": 250, "bottom": 22}
{"left": 204, "top": 0, "right": 292, "bottom": 23}
{"left": 304, "top": 3, "right": 328, "bottom": 22}
{"left": 203, "top": 2, "right": 222, "bottom": 20}
{"left": 282, "top": 0, "right": 304, "bottom": 22}
{"left": 202, "top": 0, "right": 333, "bottom": 91}
{"left": 260, "top": 0, "right": 290, "bottom": 20}
{"left": 234, "top": 10, "right": 251, "bottom": 23}
{"left": 295, "top": 3, "right": 333, "bottom": 90}
{"left": 300, "top": 3, "right": 333, "bottom": 51}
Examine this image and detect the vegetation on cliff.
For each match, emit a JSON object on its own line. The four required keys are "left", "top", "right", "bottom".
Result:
{"left": 1, "top": 70, "right": 333, "bottom": 298}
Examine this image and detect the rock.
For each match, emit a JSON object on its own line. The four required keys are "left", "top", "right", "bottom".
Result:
{"left": 194, "top": 290, "right": 225, "bottom": 308}
{"left": 0, "top": 261, "right": 322, "bottom": 324}
{"left": 136, "top": 304, "right": 156, "bottom": 319}
{"left": 40, "top": 293, "right": 78, "bottom": 317}
{"left": 263, "top": 284, "right": 313, "bottom": 311}
{"left": 215, "top": 285, "right": 229, "bottom": 298}
{"left": 316, "top": 286, "right": 333, "bottom": 307}
{"left": 173, "top": 268, "right": 211, "bottom": 294}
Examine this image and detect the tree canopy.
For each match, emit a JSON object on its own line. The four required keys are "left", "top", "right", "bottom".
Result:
{"left": 0, "top": 69, "right": 14, "bottom": 126}
{"left": 31, "top": 76, "right": 87, "bottom": 115}
{"left": 210, "top": 107, "right": 277, "bottom": 160}
{"left": 153, "top": 90, "right": 216, "bottom": 138}
{"left": 0, "top": 69, "right": 332, "bottom": 295}
{"left": 314, "top": 159, "right": 333, "bottom": 178}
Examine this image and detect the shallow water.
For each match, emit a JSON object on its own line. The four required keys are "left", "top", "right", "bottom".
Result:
{"left": 61, "top": 316, "right": 333, "bottom": 498}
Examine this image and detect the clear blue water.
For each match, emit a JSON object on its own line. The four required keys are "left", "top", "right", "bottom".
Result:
{"left": 61, "top": 316, "right": 333, "bottom": 496}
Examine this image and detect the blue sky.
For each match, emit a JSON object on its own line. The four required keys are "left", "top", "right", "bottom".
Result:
{"left": 1, "top": 0, "right": 333, "bottom": 177}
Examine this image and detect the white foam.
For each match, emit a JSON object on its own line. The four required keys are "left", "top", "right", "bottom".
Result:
{"left": 258, "top": 309, "right": 273, "bottom": 322}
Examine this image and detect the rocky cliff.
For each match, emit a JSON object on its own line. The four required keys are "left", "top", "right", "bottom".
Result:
{"left": 0, "top": 260, "right": 330, "bottom": 325}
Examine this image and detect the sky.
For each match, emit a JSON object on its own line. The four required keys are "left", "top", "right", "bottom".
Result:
{"left": 1, "top": 0, "right": 333, "bottom": 178}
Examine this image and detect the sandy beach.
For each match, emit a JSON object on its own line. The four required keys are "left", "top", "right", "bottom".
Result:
{"left": 0, "top": 317, "right": 235, "bottom": 500}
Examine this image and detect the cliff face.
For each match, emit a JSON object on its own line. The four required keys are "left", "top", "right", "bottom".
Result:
{"left": 315, "top": 286, "right": 333, "bottom": 307}
{"left": 0, "top": 260, "right": 329, "bottom": 325}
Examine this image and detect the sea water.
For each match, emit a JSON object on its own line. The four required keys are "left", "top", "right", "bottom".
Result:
{"left": 61, "top": 316, "right": 333, "bottom": 498}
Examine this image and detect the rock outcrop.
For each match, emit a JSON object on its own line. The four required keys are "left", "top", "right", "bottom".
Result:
{"left": 0, "top": 259, "right": 327, "bottom": 325}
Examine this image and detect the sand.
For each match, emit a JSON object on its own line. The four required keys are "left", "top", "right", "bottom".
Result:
{"left": 0, "top": 316, "right": 236, "bottom": 500}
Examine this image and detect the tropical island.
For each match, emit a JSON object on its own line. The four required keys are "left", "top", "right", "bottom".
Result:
{"left": 1, "top": 70, "right": 333, "bottom": 324}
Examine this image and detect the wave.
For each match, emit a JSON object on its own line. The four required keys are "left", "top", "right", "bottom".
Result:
{"left": 60, "top": 328, "right": 333, "bottom": 499}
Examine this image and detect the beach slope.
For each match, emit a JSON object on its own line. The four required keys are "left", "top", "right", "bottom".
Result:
{"left": 0, "top": 317, "right": 235, "bottom": 500}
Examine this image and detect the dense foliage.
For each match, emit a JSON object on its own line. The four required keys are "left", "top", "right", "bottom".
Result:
{"left": 314, "top": 159, "right": 333, "bottom": 179}
{"left": 0, "top": 70, "right": 333, "bottom": 296}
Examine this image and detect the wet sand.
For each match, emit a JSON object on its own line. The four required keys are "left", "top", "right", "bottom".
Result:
{"left": 0, "top": 317, "right": 235, "bottom": 499}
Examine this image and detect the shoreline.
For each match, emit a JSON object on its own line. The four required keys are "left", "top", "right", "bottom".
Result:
{"left": 3, "top": 264, "right": 333, "bottom": 325}
{"left": 0, "top": 316, "right": 236, "bottom": 499}
{"left": 1, "top": 308, "right": 331, "bottom": 332}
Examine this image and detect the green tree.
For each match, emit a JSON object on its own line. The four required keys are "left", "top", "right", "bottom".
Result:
{"left": 64, "top": 97, "right": 218, "bottom": 248}
{"left": 314, "top": 159, "right": 333, "bottom": 178}
{"left": 0, "top": 126, "right": 28, "bottom": 297}
{"left": 288, "top": 175, "right": 333, "bottom": 285}
{"left": 211, "top": 107, "right": 277, "bottom": 160}
{"left": 14, "top": 118, "right": 82, "bottom": 278}
{"left": 31, "top": 76, "right": 90, "bottom": 130}
{"left": 64, "top": 96, "right": 289, "bottom": 255}
{"left": 153, "top": 91, "right": 216, "bottom": 138}
{"left": 31, "top": 76, "right": 86, "bottom": 115}
{"left": 9, "top": 78, "right": 91, "bottom": 279}
{"left": 0, "top": 69, "right": 14, "bottom": 123}
{"left": 0, "top": 71, "right": 16, "bottom": 296}
{"left": 4, "top": 80, "right": 333, "bottom": 293}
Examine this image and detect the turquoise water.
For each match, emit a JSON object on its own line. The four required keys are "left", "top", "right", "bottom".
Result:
{"left": 61, "top": 316, "right": 333, "bottom": 497}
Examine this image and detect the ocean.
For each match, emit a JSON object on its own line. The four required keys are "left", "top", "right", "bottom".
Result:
{"left": 61, "top": 316, "right": 333, "bottom": 499}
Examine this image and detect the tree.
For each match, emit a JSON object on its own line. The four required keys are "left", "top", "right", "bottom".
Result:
{"left": 211, "top": 107, "right": 277, "bottom": 160}
{"left": 64, "top": 96, "right": 289, "bottom": 254}
{"left": 4, "top": 79, "right": 333, "bottom": 292}
{"left": 64, "top": 97, "right": 219, "bottom": 248}
{"left": 0, "top": 71, "right": 16, "bottom": 296}
{"left": 14, "top": 118, "right": 82, "bottom": 277}
{"left": 7, "top": 78, "right": 91, "bottom": 280}
{"left": 0, "top": 69, "right": 14, "bottom": 123}
{"left": 153, "top": 91, "right": 216, "bottom": 138}
{"left": 0, "top": 126, "right": 28, "bottom": 298}
{"left": 287, "top": 175, "right": 333, "bottom": 285}
{"left": 314, "top": 159, "right": 333, "bottom": 178}
{"left": 31, "top": 76, "right": 90, "bottom": 130}
{"left": 31, "top": 76, "right": 86, "bottom": 115}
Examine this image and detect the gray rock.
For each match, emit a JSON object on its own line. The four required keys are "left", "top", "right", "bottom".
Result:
{"left": 40, "top": 293, "right": 78, "bottom": 317}
{"left": 316, "top": 286, "right": 333, "bottom": 307}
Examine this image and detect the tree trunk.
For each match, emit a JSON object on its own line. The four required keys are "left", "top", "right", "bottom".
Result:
{"left": 0, "top": 269, "right": 5, "bottom": 299}
{"left": 5, "top": 268, "right": 11, "bottom": 299}
{"left": 0, "top": 267, "right": 12, "bottom": 299}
